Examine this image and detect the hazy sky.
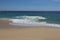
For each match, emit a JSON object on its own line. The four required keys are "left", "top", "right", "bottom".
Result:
{"left": 0, "top": 0, "right": 60, "bottom": 11}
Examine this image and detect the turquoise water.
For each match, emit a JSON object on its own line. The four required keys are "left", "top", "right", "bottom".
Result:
{"left": 0, "top": 11, "right": 60, "bottom": 24}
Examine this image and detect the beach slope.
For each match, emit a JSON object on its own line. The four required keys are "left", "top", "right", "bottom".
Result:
{"left": 0, "top": 20, "right": 60, "bottom": 40}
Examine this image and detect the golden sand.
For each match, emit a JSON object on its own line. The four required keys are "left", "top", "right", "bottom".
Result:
{"left": 0, "top": 20, "right": 60, "bottom": 40}
{"left": 0, "top": 20, "right": 10, "bottom": 24}
{"left": 0, "top": 28, "right": 60, "bottom": 40}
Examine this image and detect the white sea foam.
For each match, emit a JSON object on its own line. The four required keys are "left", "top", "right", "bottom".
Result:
{"left": 9, "top": 16, "right": 47, "bottom": 24}
{"left": 8, "top": 16, "right": 60, "bottom": 27}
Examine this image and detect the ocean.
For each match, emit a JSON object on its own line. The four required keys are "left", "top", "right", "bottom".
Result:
{"left": 0, "top": 11, "right": 60, "bottom": 27}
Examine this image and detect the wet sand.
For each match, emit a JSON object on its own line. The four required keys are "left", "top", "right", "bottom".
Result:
{"left": 0, "top": 20, "right": 60, "bottom": 40}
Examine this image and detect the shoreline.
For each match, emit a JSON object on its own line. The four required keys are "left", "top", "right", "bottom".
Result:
{"left": 0, "top": 19, "right": 60, "bottom": 28}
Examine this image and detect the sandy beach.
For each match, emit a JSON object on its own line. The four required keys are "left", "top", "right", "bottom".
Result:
{"left": 0, "top": 20, "right": 60, "bottom": 40}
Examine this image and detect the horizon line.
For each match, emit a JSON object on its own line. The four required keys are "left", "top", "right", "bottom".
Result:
{"left": 0, "top": 10, "right": 60, "bottom": 11}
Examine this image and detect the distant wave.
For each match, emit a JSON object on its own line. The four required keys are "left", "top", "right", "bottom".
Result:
{"left": 14, "top": 16, "right": 46, "bottom": 19}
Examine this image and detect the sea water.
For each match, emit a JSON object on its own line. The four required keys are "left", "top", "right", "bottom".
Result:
{"left": 0, "top": 11, "right": 60, "bottom": 27}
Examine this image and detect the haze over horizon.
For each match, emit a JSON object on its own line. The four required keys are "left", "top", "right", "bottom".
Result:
{"left": 0, "top": 0, "right": 60, "bottom": 11}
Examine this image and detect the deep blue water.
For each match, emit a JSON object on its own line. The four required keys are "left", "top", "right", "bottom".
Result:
{"left": 0, "top": 11, "right": 60, "bottom": 24}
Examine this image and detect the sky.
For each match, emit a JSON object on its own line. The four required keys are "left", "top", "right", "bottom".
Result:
{"left": 0, "top": 0, "right": 60, "bottom": 11}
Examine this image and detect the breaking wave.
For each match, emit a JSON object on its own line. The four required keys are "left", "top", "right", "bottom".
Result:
{"left": 9, "top": 16, "right": 47, "bottom": 24}
{"left": 8, "top": 16, "right": 60, "bottom": 27}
